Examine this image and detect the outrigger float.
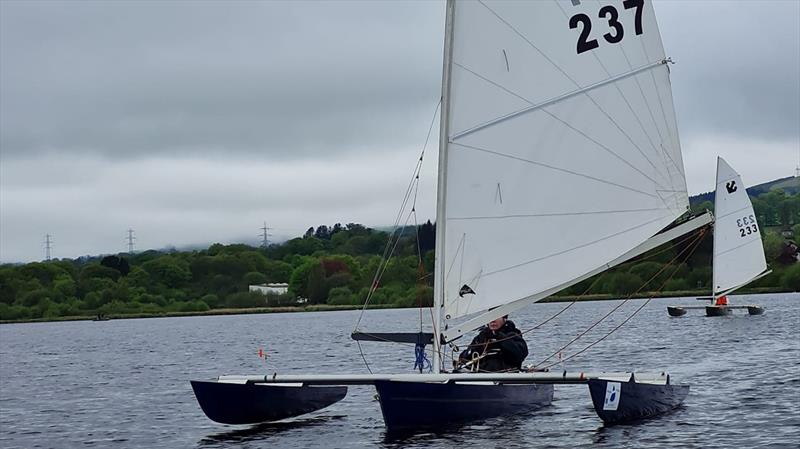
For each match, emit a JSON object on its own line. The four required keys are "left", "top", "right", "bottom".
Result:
{"left": 667, "top": 304, "right": 764, "bottom": 317}
{"left": 194, "top": 0, "right": 711, "bottom": 430}
{"left": 667, "top": 158, "right": 770, "bottom": 318}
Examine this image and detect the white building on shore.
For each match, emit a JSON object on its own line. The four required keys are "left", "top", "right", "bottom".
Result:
{"left": 249, "top": 283, "right": 289, "bottom": 295}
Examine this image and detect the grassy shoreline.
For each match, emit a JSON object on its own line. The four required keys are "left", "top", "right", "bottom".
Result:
{"left": 1, "top": 287, "right": 792, "bottom": 325}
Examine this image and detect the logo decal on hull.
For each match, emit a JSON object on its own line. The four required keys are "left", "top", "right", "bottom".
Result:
{"left": 603, "top": 381, "right": 621, "bottom": 411}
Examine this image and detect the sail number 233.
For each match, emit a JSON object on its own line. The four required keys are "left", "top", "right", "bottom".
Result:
{"left": 569, "top": 0, "right": 644, "bottom": 55}
{"left": 737, "top": 215, "right": 758, "bottom": 238}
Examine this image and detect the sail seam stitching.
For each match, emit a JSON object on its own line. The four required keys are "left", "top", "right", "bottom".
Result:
{"left": 715, "top": 237, "right": 763, "bottom": 258}
{"left": 450, "top": 60, "right": 665, "bottom": 142}
{"left": 715, "top": 204, "right": 752, "bottom": 221}
{"left": 448, "top": 207, "right": 664, "bottom": 220}
{"left": 482, "top": 214, "right": 667, "bottom": 277}
{"left": 451, "top": 142, "right": 659, "bottom": 198}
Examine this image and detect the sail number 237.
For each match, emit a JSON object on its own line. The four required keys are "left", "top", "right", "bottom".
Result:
{"left": 737, "top": 215, "right": 758, "bottom": 238}
{"left": 569, "top": 0, "right": 644, "bottom": 55}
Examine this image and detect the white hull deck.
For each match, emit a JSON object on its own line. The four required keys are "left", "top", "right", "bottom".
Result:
{"left": 215, "top": 371, "right": 671, "bottom": 386}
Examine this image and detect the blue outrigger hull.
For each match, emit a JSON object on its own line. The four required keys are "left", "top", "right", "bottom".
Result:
{"left": 374, "top": 380, "right": 554, "bottom": 430}
{"left": 587, "top": 378, "right": 689, "bottom": 425}
{"left": 190, "top": 380, "right": 347, "bottom": 425}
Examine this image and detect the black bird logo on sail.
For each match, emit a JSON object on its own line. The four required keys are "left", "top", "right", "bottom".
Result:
{"left": 458, "top": 285, "right": 475, "bottom": 297}
{"left": 726, "top": 181, "right": 737, "bottom": 194}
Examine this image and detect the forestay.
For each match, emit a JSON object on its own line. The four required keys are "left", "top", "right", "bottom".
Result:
{"left": 712, "top": 157, "right": 768, "bottom": 296}
{"left": 438, "top": 0, "right": 689, "bottom": 324}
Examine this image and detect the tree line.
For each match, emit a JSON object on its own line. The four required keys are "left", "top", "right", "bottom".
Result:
{"left": 1, "top": 190, "right": 797, "bottom": 322}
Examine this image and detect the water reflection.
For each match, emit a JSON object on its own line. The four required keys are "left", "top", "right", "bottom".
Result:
{"left": 197, "top": 415, "right": 345, "bottom": 447}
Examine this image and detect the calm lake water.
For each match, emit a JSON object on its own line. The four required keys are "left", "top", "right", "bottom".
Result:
{"left": 1, "top": 293, "right": 798, "bottom": 448}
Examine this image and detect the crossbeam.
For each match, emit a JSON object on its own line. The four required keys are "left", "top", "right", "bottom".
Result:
{"left": 215, "top": 370, "right": 670, "bottom": 386}
{"left": 668, "top": 305, "right": 760, "bottom": 310}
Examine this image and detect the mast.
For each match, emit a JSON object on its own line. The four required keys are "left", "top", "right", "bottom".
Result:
{"left": 712, "top": 157, "right": 720, "bottom": 301}
{"left": 432, "top": 0, "right": 455, "bottom": 374}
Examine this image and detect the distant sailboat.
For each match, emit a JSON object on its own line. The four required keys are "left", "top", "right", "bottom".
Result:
{"left": 193, "top": 0, "right": 713, "bottom": 429}
{"left": 668, "top": 157, "right": 770, "bottom": 317}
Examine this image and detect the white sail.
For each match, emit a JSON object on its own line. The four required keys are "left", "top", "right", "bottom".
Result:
{"left": 712, "top": 157, "right": 768, "bottom": 295}
{"left": 437, "top": 0, "right": 689, "bottom": 323}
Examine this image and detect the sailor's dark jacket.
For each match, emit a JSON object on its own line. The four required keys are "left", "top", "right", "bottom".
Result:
{"left": 458, "top": 320, "right": 528, "bottom": 372}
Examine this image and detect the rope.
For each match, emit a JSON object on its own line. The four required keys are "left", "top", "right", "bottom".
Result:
{"left": 413, "top": 343, "right": 432, "bottom": 373}
{"left": 537, "top": 227, "right": 708, "bottom": 369}
{"left": 351, "top": 99, "right": 441, "bottom": 373}
{"left": 356, "top": 340, "right": 373, "bottom": 374}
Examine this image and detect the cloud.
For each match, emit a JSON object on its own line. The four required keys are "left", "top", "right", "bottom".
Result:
{"left": 682, "top": 135, "right": 798, "bottom": 194}
{"left": 1, "top": 0, "right": 797, "bottom": 263}
{"left": 656, "top": 0, "right": 800, "bottom": 142}
{"left": 0, "top": 1, "right": 445, "bottom": 160}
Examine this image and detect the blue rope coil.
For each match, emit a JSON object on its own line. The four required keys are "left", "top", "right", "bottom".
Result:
{"left": 413, "top": 342, "right": 431, "bottom": 373}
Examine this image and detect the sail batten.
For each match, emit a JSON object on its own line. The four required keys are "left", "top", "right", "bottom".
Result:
{"left": 448, "top": 207, "right": 667, "bottom": 221}
{"left": 474, "top": 213, "right": 671, "bottom": 278}
{"left": 451, "top": 142, "right": 663, "bottom": 198}
{"left": 450, "top": 59, "right": 668, "bottom": 142}
{"left": 716, "top": 238, "right": 765, "bottom": 259}
{"left": 439, "top": 0, "right": 688, "bottom": 323}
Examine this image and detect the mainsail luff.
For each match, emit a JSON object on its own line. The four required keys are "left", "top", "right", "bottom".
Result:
{"left": 439, "top": 0, "right": 689, "bottom": 329}
{"left": 432, "top": 0, "right": 457, "bottom": 373}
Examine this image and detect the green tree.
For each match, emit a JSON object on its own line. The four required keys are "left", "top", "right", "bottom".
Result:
{"left": 142, "top": 256, "right": 191, "bottom": 287}
{"left": 79, "top": 264, "right": 121, "bottom": 282}
{"left": 225, "top": 291, "right": 266, "bottom": 308}
{"left": 264, "top": 260, "right": 293, "bottom": 283}
{"left": 763, "top": 231, "right": 785, "bottom": 263}
{"left": 243, "top": 272, "right": 268, "bottom": 286}
{"left": 53, "top": 274, "right": 77, "bottom": 298}
{"left": 327, "top": 286, "right": 356, "bottom": 305}
{"left": 781, "top": 263, "right": 800, "bottom": 291}
{"left": 603, "top": 272, "right": 643, "bottom": 295}
{"left": 100, "top": 255, "right": 130, "bottom": 276}
{"left": 19, "top": 262, "right": 69, "bottom": 287}
{"left": 200, "top": 294, "right": 220, "bottom": 308}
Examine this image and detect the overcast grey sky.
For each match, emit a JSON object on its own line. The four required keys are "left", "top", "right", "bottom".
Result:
{"left": 1, "top": 0, "right": 798, "bottom": 263}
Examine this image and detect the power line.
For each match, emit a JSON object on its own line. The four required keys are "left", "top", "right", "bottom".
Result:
{"left": 795, "top": 145, "right": 799, "bottom": 178}
{"left": 43, "top": 234, "right": 53, "bottom": 261}
{"left": 126, "top": 229, "right": 136, "bottom": 253}
{"left": 259, "top": 222, "right": 273, "bottom": 248}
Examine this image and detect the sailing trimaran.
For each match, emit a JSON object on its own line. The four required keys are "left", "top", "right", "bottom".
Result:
{"left": 668, "top": 157, "right": 770, "bottom": 317}
{"left": 192, "top": 0, "right": 721, "bottom": 429}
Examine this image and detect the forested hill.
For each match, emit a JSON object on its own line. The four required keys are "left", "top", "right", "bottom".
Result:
{"left": 1, "top": 182, "right": 798, "bottom": 322}
{"left": 690, "top": 175, "right": 799, "bottom": 206}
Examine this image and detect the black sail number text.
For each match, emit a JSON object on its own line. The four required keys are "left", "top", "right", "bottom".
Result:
{"left": 736, "top": 215, "right": 758, "bottom": 238}
{"left": 569, "top": 0, "right": 644, "bottom": 55}
{"left": 569, "top": 14, "right": 599, "bottom": 54}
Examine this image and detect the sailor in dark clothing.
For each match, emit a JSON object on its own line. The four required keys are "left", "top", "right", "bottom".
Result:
{"left": 457, "top": 315, "right": 528, "bottom": 372}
